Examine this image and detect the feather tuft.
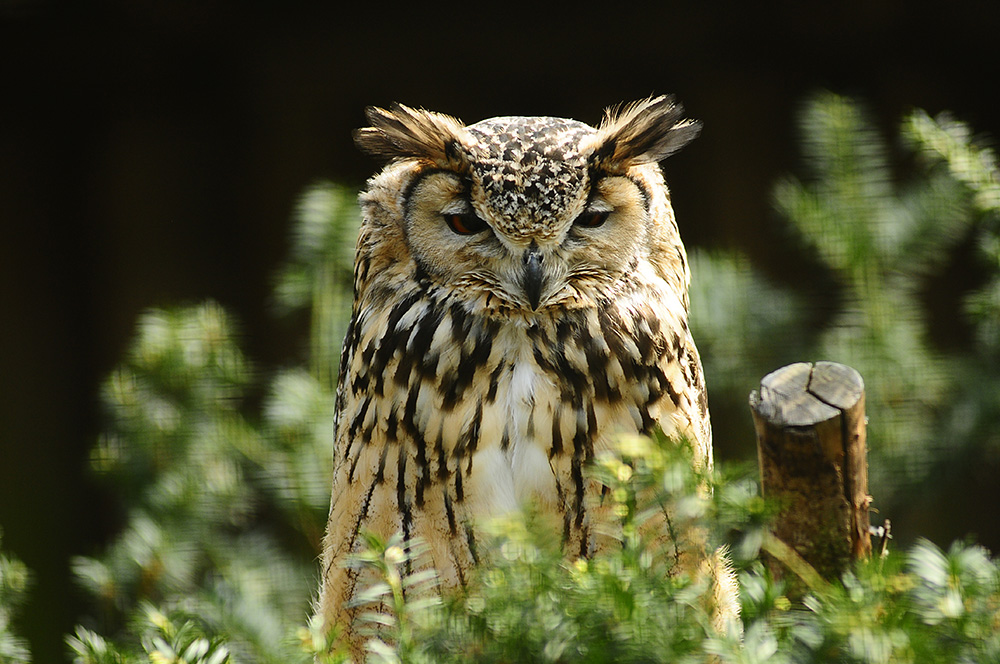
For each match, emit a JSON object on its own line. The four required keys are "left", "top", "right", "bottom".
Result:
{"left": 354, "top": 103, "right": 473, "bottom": 170}
{"left": 586, "top": 96, "right": 701, "bottom": 173}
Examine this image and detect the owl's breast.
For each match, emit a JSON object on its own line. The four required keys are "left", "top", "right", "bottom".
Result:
{"left": 338, "top": 285, "right": 705, "bottom": 524}
{"left": 470, "top": 322, "right": 563, "bottom": 515}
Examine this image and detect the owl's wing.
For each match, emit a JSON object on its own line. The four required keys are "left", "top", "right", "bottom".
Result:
{"left": 316, "top": 295, "right": 482, "bottom": 642}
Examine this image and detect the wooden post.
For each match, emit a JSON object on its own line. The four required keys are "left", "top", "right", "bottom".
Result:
{"left": 749, "top": 362, "right": 871, "bottom": 583}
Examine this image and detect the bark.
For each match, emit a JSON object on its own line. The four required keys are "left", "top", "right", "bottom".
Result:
{"left": 749, "top": 361, "right": 871, "bottom": 583}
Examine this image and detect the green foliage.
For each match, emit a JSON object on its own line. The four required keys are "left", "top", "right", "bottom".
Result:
{"left": 66, "top": 181, "right": 362, "bottom": 664}
{"left": 0, "top": 530, "right": 32, "bottom": 664}
{"left": 301, "top": 435, "right": 1000, "bottom": 664}
{"left": 776, "top": 92, "right": 954, "bottom": 487}
{"left": 273, "top": 182, "right": 362, "bottom": 390}
{"left": 690, "top": 92, "right": 1000, "bottom": 496}
{"left": 687, "top": 250, "right": 813, "bottom": 451}
{"left": 902, "top": 110, "right": 1000, "bottom": 463}
{"left": 77, "top": 303, "right": 315, "bottom": 663}
{"left": 344, "top": 533, "right": 442, "bottom": 664}
{"left": 711, "top": 539, "right": 1000, "bottom": 663}
{"left": 67, "top": 605, "right": 230, "bottom": 664}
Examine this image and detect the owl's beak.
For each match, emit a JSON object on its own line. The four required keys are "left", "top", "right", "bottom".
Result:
{"left": 522, "top": 245, "right": 544, "bottom": 310}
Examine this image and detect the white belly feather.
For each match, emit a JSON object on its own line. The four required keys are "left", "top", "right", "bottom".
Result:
{"left": 469, "top": 323, "right": 560, "bottom": 516}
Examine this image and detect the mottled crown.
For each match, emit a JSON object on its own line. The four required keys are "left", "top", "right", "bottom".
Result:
{"left": 355, "top": 96, "right": 701, "bottom": 236}
{"left": 465, "top": 116, "right": 593, "bottom": 235}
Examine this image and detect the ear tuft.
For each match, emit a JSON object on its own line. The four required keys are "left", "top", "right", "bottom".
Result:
{"left": 587, "top": 96, "right": 701, "bottom": 173}
{"left": 354, "top": 103, "right": 473, "bottom": 170}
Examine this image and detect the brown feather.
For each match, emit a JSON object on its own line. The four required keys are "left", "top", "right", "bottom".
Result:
{"left": 587, "top": 95, "right": 701, "bottom": 173}
{"left": 354, "top": 103, "right": 473, "bottom": 170}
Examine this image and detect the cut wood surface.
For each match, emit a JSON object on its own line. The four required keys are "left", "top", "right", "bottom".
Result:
{"left": 749, "top": 362, "right": 871, "bottom": 583}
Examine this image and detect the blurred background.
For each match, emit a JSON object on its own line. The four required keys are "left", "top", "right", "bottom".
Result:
{"left": 2, "top": 2, "right": 999, "bottom": 661}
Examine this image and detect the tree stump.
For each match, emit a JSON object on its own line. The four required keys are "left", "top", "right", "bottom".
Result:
{"left": 749, "top": 362, "right": 871, "bottom": 584}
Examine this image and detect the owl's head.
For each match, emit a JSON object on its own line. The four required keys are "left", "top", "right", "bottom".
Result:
{"left": 354, "top": 96, "right": 700, "bottom": 315}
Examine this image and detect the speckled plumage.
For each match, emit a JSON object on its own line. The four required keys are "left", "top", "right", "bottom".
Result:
{"left": 317, "top": 96, "right": 735, "bottom": 653}
{"left": 466, "top": 116, "right": 592, "bottom": 239}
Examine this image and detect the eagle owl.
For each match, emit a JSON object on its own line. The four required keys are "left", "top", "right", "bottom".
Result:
{"left": 317, "top": 96, "right": 731, "bottom": 649}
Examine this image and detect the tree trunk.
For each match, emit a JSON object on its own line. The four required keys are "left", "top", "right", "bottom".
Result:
{"left": 749, "top": 362, "right": 871, "bottom": 583}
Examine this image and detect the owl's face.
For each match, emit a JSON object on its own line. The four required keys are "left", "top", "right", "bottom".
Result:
{"left": 355, "top": 97, "right": 701, "bottom": 316}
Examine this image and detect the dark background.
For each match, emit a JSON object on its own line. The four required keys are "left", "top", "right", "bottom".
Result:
{"left": 2, "top": 2, "right": 998, "bottom": 660}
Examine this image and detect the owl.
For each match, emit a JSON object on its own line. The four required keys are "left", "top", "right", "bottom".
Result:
{"left": 316, "top": 96, "right": 735, "bottom": 652}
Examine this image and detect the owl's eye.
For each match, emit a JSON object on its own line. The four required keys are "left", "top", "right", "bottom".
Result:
{"left": 444, "top": 213, "right": 489, "bottom": 235}
{"left": 573, "top": 211, "right": 610, "bottom": 228}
